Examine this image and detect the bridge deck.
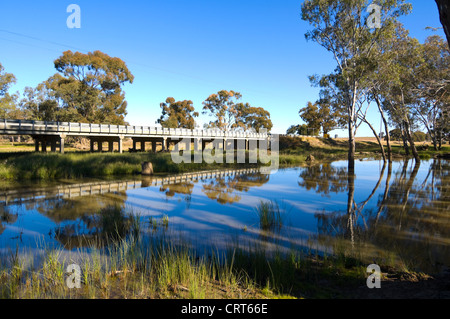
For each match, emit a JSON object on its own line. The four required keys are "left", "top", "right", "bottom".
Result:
{"left": 0, "top": 119, "right": 270, "bottom": 154}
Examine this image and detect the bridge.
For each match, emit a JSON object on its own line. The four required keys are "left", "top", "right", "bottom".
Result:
{"left": 0, "top": 119, "right": 270, "bottom": 154}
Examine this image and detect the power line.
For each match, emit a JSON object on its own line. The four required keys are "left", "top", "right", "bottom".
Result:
{"left": 0, "top": 28, "right": 282, "bottom": 99}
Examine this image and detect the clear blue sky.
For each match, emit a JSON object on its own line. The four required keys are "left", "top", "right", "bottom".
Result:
{"left": 0, "top": 0, "right": 445, "bottom": 136}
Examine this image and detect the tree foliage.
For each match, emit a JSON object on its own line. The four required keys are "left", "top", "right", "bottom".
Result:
{"left": 0, "top": 63, "right": 18, "bottom": 118}
{"left": 202, "top": 90, "right": 272, "bottom": 132}
{"left": 301, "top": 0, "right": 412, "bottom": 166}
{"left": 158, "top": 97, "right": 199, "bottom": 129}
{"left": 20, "top": 50, "right": 134, "bottom": 124}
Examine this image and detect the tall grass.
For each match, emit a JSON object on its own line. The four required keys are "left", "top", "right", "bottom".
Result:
{"left": 0, "top": 151, "right": 265, "bottom": 181}
{"left": 255, "top": 200, "right": 283, "bottom": 232}
{"left": 0, "top": 204, "right": 392, "bottom": 299}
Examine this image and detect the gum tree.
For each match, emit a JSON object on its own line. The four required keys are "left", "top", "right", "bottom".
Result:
{"left": 48, "top": 50, "right": 134, "bottom": 124}
{"left": 301, "top": 0, "right": 412, "bottom": 168}
{"left": 202, "top": 90, "right": 243, "bottom": 131}
{"left": 436, "top": 0, "right": 450, "bottom": 47}
{"left": 158, "top": 97, "right": 199, "bottom": 129}
{"left": 0, "top": 62, "right": 18, "bottom": 118}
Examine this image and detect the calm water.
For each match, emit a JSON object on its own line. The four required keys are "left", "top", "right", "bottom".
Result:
{"left": 1, "top": 159, "right": 449, "bottom": 272}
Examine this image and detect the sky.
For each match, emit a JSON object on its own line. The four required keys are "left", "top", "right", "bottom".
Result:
{"left": 0, "top": 0, "right": 446, "bottom": 136}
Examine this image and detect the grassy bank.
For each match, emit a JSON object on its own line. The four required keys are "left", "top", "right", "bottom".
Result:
{"left": 278, "top": 136, "right": 450, "bottom": 166}
{"left": 1, "top": 136, "right": 448, "bottom": 181}
{"left": 0, "top": 151, "right": 261, "bottom": 181}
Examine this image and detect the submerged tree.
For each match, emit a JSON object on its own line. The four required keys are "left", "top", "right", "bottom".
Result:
{"left": 411, "top": 35, "right": 450, "bottom": 150}
{"left": 301, "top": 0, "right": 412, "bottom": 168}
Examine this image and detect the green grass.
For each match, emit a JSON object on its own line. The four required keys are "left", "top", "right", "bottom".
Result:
{"left": 0, "top": 204, "right": 437, "bottom": 299}
{"left": 255, "top": 200, "right": 284, "bottom": 232}
{"left": 0, "top": 151, "right": 264, "bottom": 181}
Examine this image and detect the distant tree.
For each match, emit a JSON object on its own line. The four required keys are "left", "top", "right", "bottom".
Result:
{"left": 299, "top": 102, "right": 321, "bottom": 135}
{"left": 286, "top": 124, "right": 302, "bottom": 135}
{"left": 299, "top": 100, "right": 342, "bottom": 136}
{"left": 202, "top": 90, "right": 243, "bottom": 131}
{"left": 46, "top": 50, "right": 134, "bottom": 124}
{"left": 286, "top": 124, "right": 317, "bottom": 136}
{"left": 388, "top": 128, "right": 403, "bottom": 141}
{"left": 0, "top": 62, "right": 18, "bottom": 118}
{"left": 236, "top": 102, "right": 273, "bottom": 132}
{"left": 157, "top": 97, "right": 199, "bottom": 129}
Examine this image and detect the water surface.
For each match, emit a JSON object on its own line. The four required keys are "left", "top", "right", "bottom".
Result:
{"left": 1, "top": 159, "right": 449, "bottom": 272}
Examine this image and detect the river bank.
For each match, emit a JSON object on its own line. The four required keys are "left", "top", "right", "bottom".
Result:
{"left": 1, "top": 136, "right": 448, "bottom": 182}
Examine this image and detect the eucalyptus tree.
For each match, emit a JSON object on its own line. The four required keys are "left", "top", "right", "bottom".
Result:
{"left": 379, "top": 32, "right": 423, "bottom": 161}
{"left": 202, "top": 90, "right": 243, "bottom": 131}
{"left": 158, "top": 97, "right": 199, "bottom": 129}
{"left": 202, "top": 90, "right": 272, "bottom": 132}
{"left": 47, "top": 50, "right": 135, "bottom": 125}
{"left": 301, "top": 0, "right": 412, "bottom": 168}
{"left": 0, "top": 62, "right": 18, "bottom": 118}
{"left": 411, "top": 35, "right": 450, "bottom": 150}
{"left": 236, "top": 102, "right": 273, "bottom": 133}
{"left": 436, "top": 0, "right": 450, "bottom": 47}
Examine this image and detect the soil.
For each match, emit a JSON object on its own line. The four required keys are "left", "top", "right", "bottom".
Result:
{"left": 346, "top": 267, "right": 450, "bottom": 299}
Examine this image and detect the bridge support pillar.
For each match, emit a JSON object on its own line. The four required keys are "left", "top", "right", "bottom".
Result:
{"left": 60, "top": 135, "right": 65, "bottom": 154}
{"left": 118, "top": 136, "right": 124, "bottom": 154}
{"left": 162, "top": 138, "right": 167, "bottom": 151}
{"left": 194, "top": 138, "right": 201, "bottom": 152}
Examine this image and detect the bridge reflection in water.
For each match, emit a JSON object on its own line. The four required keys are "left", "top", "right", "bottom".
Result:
{"left": 0, "top": 168, "right": 264, "bottom": 207}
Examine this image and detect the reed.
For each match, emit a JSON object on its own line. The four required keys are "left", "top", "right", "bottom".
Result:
{"left": 255, "top": 200, "right": 283, "bottom": 232}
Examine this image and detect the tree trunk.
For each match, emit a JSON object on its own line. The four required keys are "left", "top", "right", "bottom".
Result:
{"left": 363, "top": 118, "right": 386, "bottom": 162}
{"left": 376, "top": 99, "right": 392, "bottom": 162}
{"left": 346, "top": 162, "right": 356, "bottom": 248}
{"left": 403, "top": 119, "right": 421, "bottom": 162}
{"left": 401, "top": 126, "right": 410, "bottom": 156}
{"left": 348, "top": 120, "right": 356, "bottom": 169}
{"left": 436, "top": 0, "right": 450, "bottom": 48}
{"left": 348, "top": 89, "right": 357, "bottom": 170}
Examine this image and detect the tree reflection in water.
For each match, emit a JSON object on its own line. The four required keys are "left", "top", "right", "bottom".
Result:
{"left": 303, "top": 159, "right": 450, "bottom": 273}
{"left": 202, "top": 172, "right": 270, "bottom": 205}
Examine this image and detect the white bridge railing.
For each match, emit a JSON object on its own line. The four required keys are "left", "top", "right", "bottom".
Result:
{"left": 0, "top": 119, "right": 268, "bottom": 139}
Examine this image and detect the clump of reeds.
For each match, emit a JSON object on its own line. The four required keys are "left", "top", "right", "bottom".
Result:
{"left": 255, "top": 200, "right": 283, "bottom": 232}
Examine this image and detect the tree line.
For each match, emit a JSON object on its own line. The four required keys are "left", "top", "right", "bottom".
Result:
{"left": 0, "top": 51, "right": 272, "bottom": 133}
{"left": 291, "top": 0, "right": 449, "bottom": 167}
